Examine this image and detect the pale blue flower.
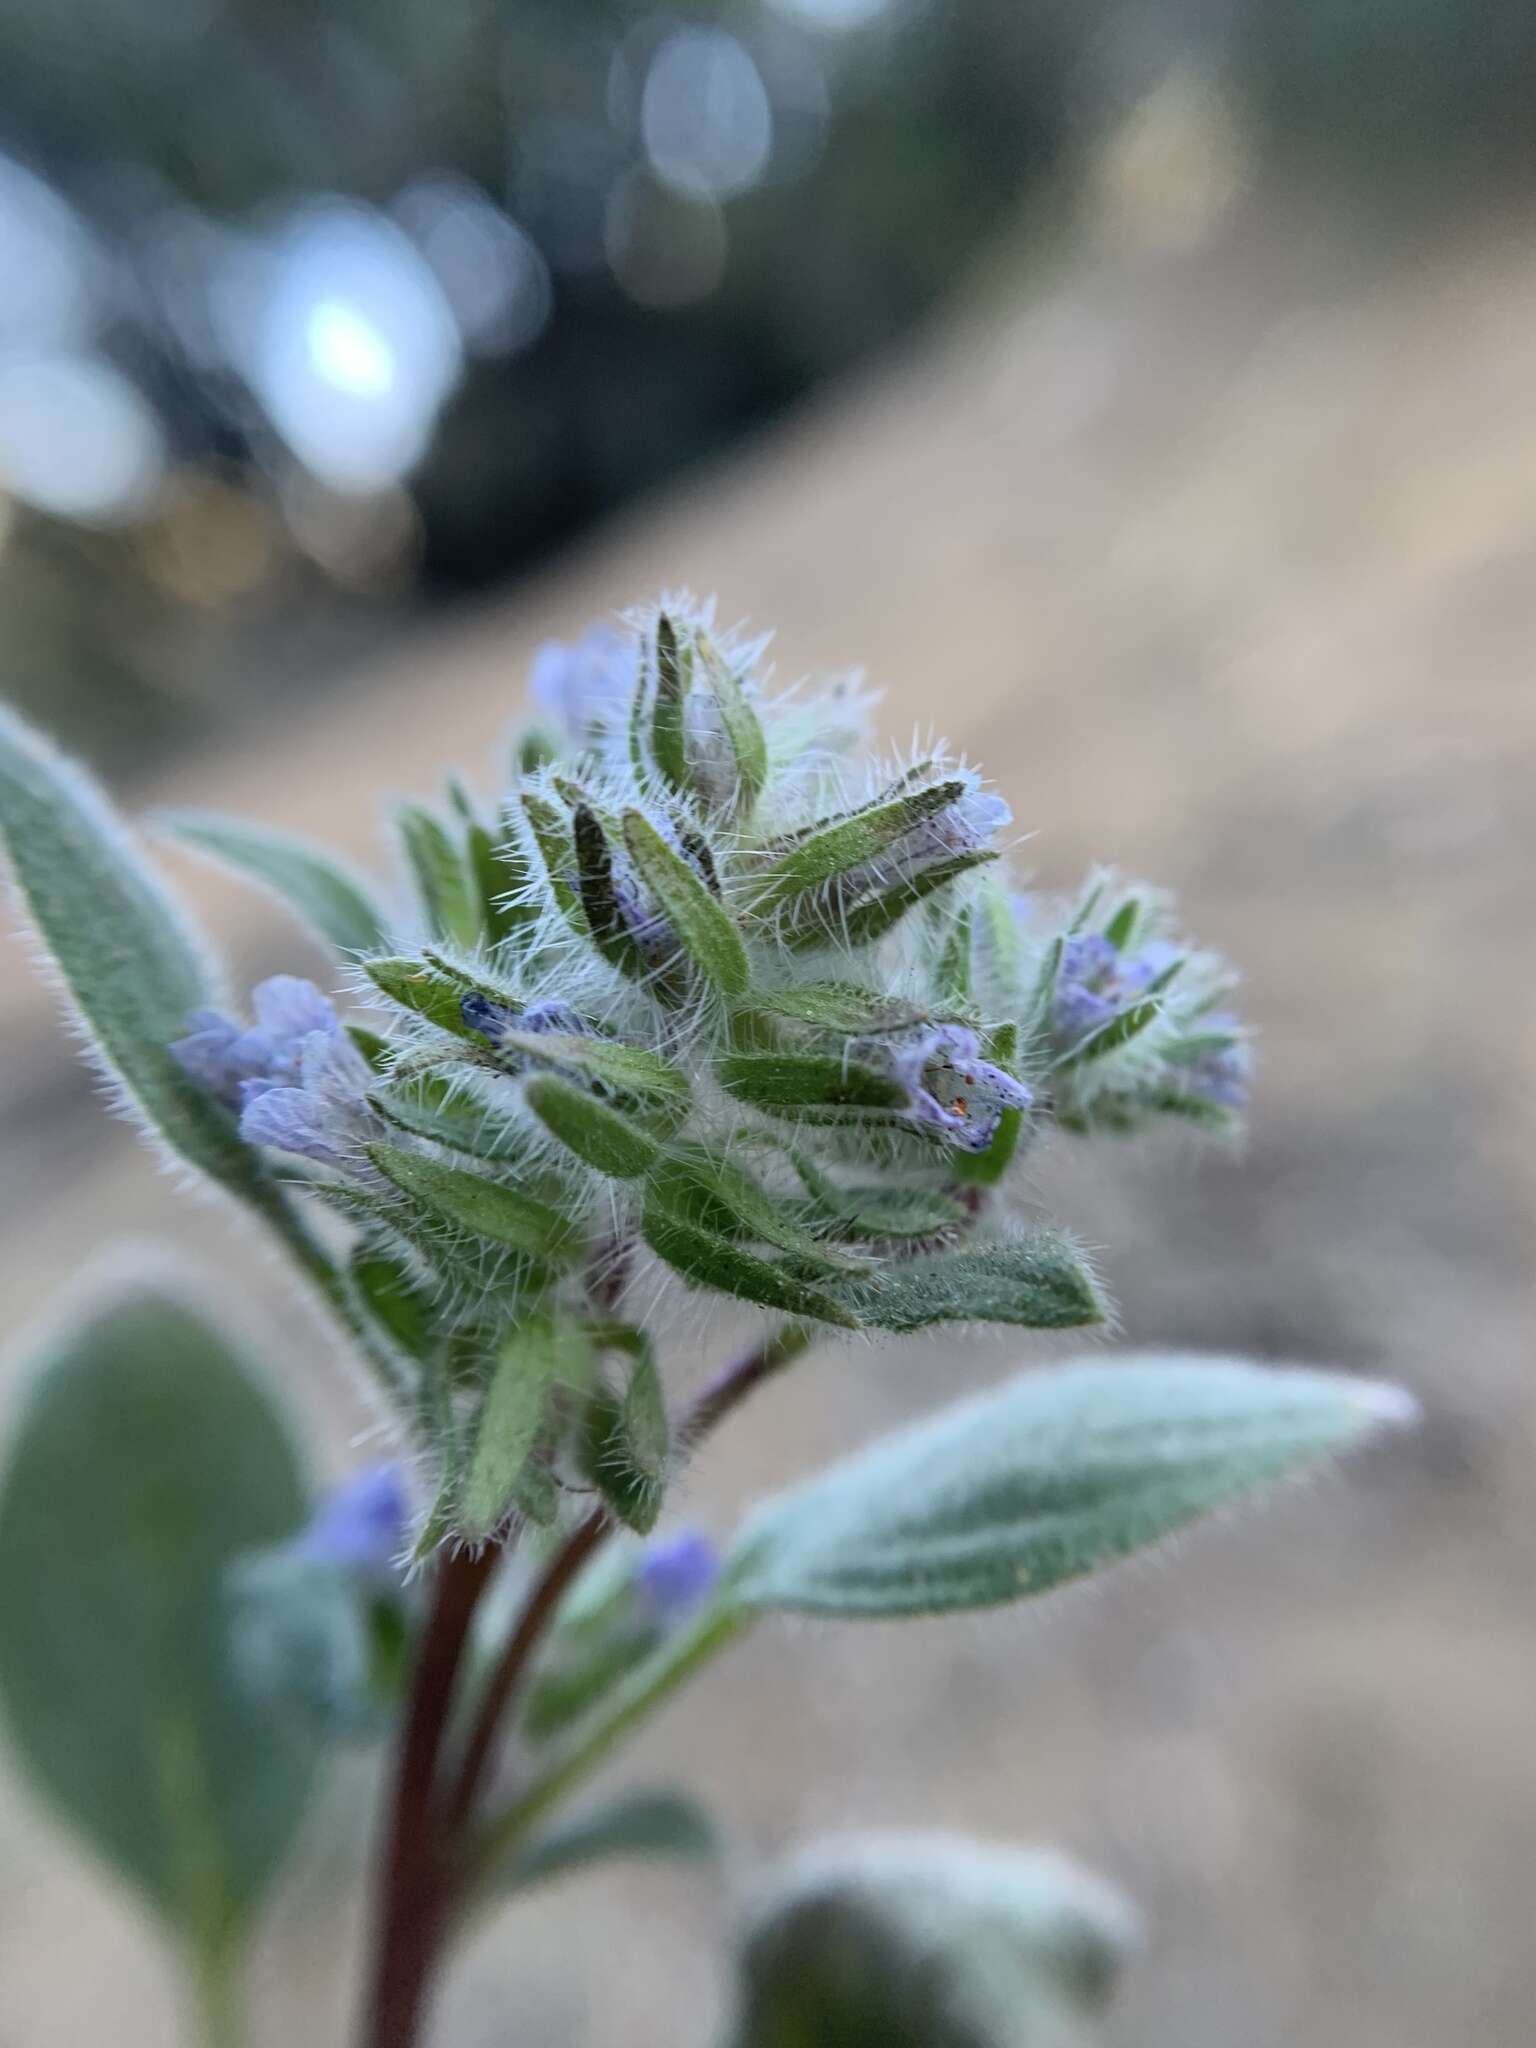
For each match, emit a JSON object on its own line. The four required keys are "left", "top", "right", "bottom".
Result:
{"left": 173, "top": 976, "right": 342, "bottom": 1108}
{"left": 297, "top": 1463, "right": 410, "bottom": 1582}
{"left": 238, "top": 1025, "right": 374, "bottom": 1165}
{"left": 635, "top": 1529, "right": 719, "bottom": 1621}
{"left": 862, "top": 1022, "right": 1032, "bottom": 1154}
{"left": 529, "top": 626, "right": 637, "bottom": 744}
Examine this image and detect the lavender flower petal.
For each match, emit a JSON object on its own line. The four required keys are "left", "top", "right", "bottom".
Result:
{"left": 635, "top": 1529, "right": 720, "bottom": 1621}
{"left": 298, "top": 1463, "right": 410, "bottom": 1580}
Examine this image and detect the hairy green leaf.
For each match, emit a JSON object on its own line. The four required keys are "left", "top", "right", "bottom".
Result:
{"left": 363, "top": 957, "right": 479, "bottom": 1037}
{"left": 159, "top": 810, "right": 387, "bottom": 957}
{"left": 716, "top": 1051, "right": 909, "bottom": 1120}
{"left": 1053, "top": 999, "right": 1161, "bottom": 1070}
{"left": 740, "top": 982, "right": 932, "bottom": 1035}
{"left": 584, "top": 1338, "right": 669, "bottom": 1534}
{"left": 824, "top": 850, "right": 999, "bottom": 951}
{"left": 622, "top": 809, "right": 749, "bottom": 996}
{"left": 649, "top": 1150, "right": 871, "bottom": 1274}
{"left": 748, "top": 779, "right": 966, "bottom": 913}
{"left": 490, "top": 1029, "right": 688, "bottom": 1111}
{"left": 525, "top": 1076, "right": 663, "bottom": 1178}
{"left": 832, "top": 1230, "right": 1104, "bottom": 1333}
{"left": 0, "top": 1278, "right": 316, "bottom": 1952}
{"left": 641, "top": 1194, "right": 857, "bottom": 1327}
{"left": 731, "top": 1354, "right": 1416, "bottom": 1618}
{"left": 461, "top": 1313, "right": 589, "bottom": 1540}
{"left": 650, "top": 614, "right": 691, "bottom": 792}
{"left": 366, "top": 1143, "right": 576, "bottom": 1259}
{"left": 0, "top": 709, "right": 312, "bottom": 1254}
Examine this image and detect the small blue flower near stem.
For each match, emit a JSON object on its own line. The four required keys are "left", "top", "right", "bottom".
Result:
{"left": 862, "top": 1022, "right": 1032, "bottom": 1154}
{"left": 297, "top": 1463, "right": 410, "bottom": 1583}
{"left": 634, "top": 1529, "right": 720, "bottom": 1623}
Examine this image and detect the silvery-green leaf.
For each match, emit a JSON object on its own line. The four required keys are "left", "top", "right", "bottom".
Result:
{"left": 366, "top": 1143, "right": 577, "bottom": 1260}
{"left": 525, "top": 1075, "right": 663, "bottom": 1179}
{"left": 396, "top": 803, "right": 480, "bottom": 949}
{"left": 698, "top": 647, "right": 768, "bottom": 813}
{"left": 497, "top": 1788, "right": 721, "bottom": 1896}
{"left": 730, "top": 1354, "right": 1416, "bottom": 1619}
{"left": 641, "top": 1193, "right": 857, "bottom": 1327}
{"left": 0, "top": 709, "right": 313, "bottom": 1257}
{"left": 748, "top": 778, "right": 965, "bottom": 913}
{"left": 717, "top": 1051, "right": 909, "bottom": 1120}
{"left": 832, "top": 1231, "right": 1103, "bottom": 1333}
{"left": 973, "top": 876, "right": 1029, "bottom": 1017}
{"left": 622, "top": 809, "right": 749, "bottom": 997}
{"left": 460, "top": 1313, "right": 590, "bottom": 1541}
{"left": 789, "top": 1156, "right": 968, "bottom": 1242}
{"left": 0, "top": 1276, "right": 316, "bottom": 1953}
{"left": 157, "top": 809, "right": 387, "bottom": 957}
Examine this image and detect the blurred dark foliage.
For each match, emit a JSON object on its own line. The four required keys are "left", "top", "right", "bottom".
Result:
{"left": 1, "top": 0, "right": 1533, "bottom": 770}
{"left": 0, "top": 0, "right": 1082, "bottom": 766}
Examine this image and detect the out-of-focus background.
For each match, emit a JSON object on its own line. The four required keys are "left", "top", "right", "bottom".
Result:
{"left": 2, "top": 2, "right": 1534, "bottom": 2043}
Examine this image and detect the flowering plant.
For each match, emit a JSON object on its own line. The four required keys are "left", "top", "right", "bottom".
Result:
{"left": 0, "top": 601, "right": 1409, "bottom": 2047}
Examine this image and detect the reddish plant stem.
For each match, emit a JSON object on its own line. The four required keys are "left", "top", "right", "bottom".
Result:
{"left": 445, "top": 1319, "right": 813, "bottom": 1835}
{"left": 444, "top": 1505, "right": 610, "bottom": 1831}
{"left": 359, "top": 1541, "right": 499, "bottom": 2048}
{"left": 361, "top": 1319, "right": 815, "bottom": 2048}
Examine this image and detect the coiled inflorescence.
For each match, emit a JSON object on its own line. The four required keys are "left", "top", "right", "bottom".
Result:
{"left": 170, "top": 597, "right": 1249, "bottom": 1544}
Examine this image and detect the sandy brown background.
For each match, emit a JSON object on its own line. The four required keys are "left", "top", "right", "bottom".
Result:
{"left": 2, "top": 183, "right": 1534, "bottom": 2045}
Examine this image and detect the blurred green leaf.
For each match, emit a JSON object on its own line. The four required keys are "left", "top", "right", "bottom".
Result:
{"left": 396, "top": 803, "right": 480, "bottom": 950}
{"left": 0, "top": 709, "right": 314, "bottom": 1259}
{"left": 0, "top": 1276, "right": 316, "bottom": 1959}
{"left": 730, "top": 1354, "right": 1415, "bottom": 1619}
{"left": 158, "top": 809, "right": 387, "bottom": 957}
{"left": 497, "top": 1787, "right": 721, "bottom": 1895}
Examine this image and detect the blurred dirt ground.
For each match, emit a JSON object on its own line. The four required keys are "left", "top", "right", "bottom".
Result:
{"left": 3, "top": 186, "right": 1535, "bottom": 2047}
